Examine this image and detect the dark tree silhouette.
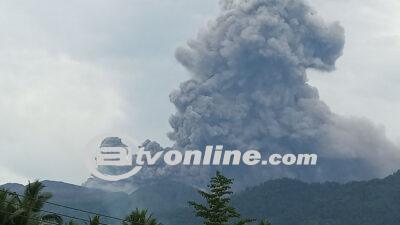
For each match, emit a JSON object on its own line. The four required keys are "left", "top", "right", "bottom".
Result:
{"left": 0, "top": 181, "right": 62, "bottom": 225}
{"left": 189, "top": 171, "right": 254, "bottom": 225}
{"left": 123, "top": 208, "right": 163, "bottom": 225}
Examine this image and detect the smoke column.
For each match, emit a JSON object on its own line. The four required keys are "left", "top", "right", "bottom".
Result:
{"left": 166, "top": 0, "right": 399, "bottom": 186}
{"left": 85, "top": 0, "right": 400, "bottom": 190}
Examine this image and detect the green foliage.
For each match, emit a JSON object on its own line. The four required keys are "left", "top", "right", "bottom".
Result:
{"left": 258, "top": 220, "right": 271, "bottom": 225}
{"left": 0, "top": 190, "right": 18, "bottom": 225}
{"left": 123, "top": 208, "right": 163, "bottom": 225}
{"left": 189, "top": 171, "right": 254, "bottom": 225}
{"left": 65, "top": 220, "right": 77, "bottom": 225}
{"left": 0, "top": 181, "right": 63, "bottom": 225}
{"left": 232, "top": 172, "right": 400, "bottom": 225}
{"left": 89, "top": 215, "right": 101, "bottom": 225}
{"left": 7, "top": 171, "right": 400, "bottom": 225}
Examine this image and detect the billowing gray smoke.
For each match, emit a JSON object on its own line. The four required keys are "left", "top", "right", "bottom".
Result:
{"left": 85, "top": 0, "right": 400, "bottom": 191}
{"left": 170, "top": 0, "right": 344, "bottom": 149}
{"left": 166, "top": 0, "right": 399, "bottom": 185}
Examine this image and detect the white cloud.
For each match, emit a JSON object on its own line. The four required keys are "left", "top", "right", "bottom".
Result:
{"left": 0, "top": 50, "right": 129, "bottom": 183}
{"left": 0, "top": 0, "right": 217, "bottom": 184}
{"left": 0, "top": 166, "right": 29, "bottom": 185}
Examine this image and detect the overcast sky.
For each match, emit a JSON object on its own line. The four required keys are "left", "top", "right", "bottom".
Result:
{"left": 0, "top": 0, "right": 399, "bottom": 185}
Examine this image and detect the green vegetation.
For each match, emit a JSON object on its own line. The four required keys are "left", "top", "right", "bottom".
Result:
{"left": 232, "top": 171, "right": 400, "bottom": 225}
{"left": 4, "top": 171, "right": 400, "bottom": 225}
{"left": 123, "top": 208, "right": 163, "bottom": 225}
{"left": 65, "top": 220, "right": 77, "bottom": 225}
{"left": 0, "top": 181, "right": 62, "bottom": 225}
{"left": 258, "top": 220, "right": 271, "bottom": 225}
{"left": 88, "top": 215, "right": 100, "bottom": 225}
{"left": 0, "top": 181, "right": 165, "bottom": 225}
{"left": 1, "top": 172, "right": 272, "bottom": 225}
{"left": 190, "top": 171, "right": 268, "bottom": 225}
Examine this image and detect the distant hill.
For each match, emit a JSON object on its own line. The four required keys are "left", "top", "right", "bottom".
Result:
{"left": 2, "top": 171, "right": 400, "bottom": 225}
{"left": 233, "top": 171, "right": 400, "bottom": 225}
{"left": 1, "top": 179, "right": 200, "bottom": 225}
{"left": 0, "top": 183, "right": 24, "bottom": 193}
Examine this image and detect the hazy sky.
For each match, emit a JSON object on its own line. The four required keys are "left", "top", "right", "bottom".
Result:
{"left": 0, "top": 0, "right": 399, "bottom": 185}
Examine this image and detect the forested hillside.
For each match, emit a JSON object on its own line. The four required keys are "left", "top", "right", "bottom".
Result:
{"left": 2, "top": 171, "right": 400, "bottom": 225}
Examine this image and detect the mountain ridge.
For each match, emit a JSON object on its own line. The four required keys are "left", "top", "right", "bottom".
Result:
{"left": 2, "top": 170, "right": 400, "bottom": 225}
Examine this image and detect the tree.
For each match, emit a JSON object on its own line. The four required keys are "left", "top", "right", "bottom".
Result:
{"left": 258, "top": 220, "right": 271, "bottom": 225}
{"left": 189, "top": 171, "right": 254, "bottom": 225}
{"left": 0, "top": 181, "right": 63, "bottom": 225}
{"left": 0, "top": 190, "right": 18, "bottom": 225}
{"left": 18, "top": 181, "right": 63, "bottom": 225}
{"left": 89, "top": 215, "right": 101, "bottom": 225}
{"left": 122, "top": 208, "right": 163, "bottom": 225}
{"left": 65, "top": 220, "right": 77, "bottom": 225}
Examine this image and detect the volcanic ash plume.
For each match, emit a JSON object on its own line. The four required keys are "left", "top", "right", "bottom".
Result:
{"left": 85, "top": 0, "right": 400, "bottom": 191}
{"left": 166, "top": 0, "right": 399, "bottom": 185}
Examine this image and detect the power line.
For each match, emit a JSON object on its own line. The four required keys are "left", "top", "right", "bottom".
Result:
{"left": 0, "top": 209, "right": 61, "bottom": 225}
{"left": 2, "top": 199, "right": 112, "bottom": 225}
{"left": 42, "top": 199, "right": 126, "bottom": 222}
{"left": 0, "top": 189, "right": 125, "bottom": 222}
{"left": 0, "top": 189, "right": 152, "bottom": 225}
